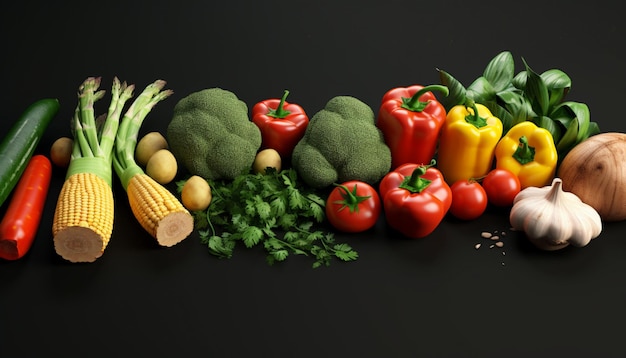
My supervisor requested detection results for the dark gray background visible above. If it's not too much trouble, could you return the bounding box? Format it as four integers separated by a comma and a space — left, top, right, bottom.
1, 1, 625, 357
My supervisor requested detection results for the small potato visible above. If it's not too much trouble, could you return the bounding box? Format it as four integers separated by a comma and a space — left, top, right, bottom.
136, 131, 168, 167
50, 137, 74, 168
253, 148, 282, 174
181, 175, 212, 212
146, 149, 178, 185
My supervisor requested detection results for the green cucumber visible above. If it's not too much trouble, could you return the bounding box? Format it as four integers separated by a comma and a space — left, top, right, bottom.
0, 98, 60, 208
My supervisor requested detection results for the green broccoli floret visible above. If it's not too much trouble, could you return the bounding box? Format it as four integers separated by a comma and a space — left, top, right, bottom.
167, 88, 261, 181
291, 96, 392, 189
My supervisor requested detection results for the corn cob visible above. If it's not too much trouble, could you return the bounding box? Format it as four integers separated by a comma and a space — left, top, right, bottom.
126, 173, 193, 247
53, 77, 133, 263
113, 80, 193, 246
52, 169, 114, 262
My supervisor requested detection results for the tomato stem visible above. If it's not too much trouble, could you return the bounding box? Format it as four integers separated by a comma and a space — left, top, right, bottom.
333, 183, 371, 213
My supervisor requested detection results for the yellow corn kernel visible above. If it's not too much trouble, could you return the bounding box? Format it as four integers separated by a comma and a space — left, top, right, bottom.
127, 173, 193, 247
52, 172, 114, 263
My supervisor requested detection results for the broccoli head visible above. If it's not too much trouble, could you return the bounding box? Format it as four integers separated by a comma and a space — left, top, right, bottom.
291, 95, 392, 189
167, 88, 262, 181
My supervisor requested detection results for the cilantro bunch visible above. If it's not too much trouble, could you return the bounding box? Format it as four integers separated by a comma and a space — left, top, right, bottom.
183, 168, 358, 268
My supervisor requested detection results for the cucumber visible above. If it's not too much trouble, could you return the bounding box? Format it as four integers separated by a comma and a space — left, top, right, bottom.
0, 98, 60, 207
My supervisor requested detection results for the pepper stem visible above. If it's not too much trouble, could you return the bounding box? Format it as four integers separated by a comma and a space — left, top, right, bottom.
513, 136, 535, 165
267, 89, 292, 119
332, 183, 372, 213
464, 100, 488, 128
398, 159, 436, 193
401, 85, 449, 112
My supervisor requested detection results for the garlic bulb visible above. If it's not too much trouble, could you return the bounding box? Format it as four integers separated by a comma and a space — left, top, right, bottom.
509, 177, 602, 251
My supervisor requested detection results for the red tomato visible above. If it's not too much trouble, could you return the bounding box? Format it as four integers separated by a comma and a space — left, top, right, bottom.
449, 179, 488, 220
481, 169, 521, 207
325, 181, 381, 233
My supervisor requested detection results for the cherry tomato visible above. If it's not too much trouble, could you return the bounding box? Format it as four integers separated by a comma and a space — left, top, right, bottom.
449, 179, 488, 220
325, 181, 381, 233
481, 168, 521, 207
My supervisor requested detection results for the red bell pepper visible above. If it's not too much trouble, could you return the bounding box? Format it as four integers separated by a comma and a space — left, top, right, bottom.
251, 89, 309, 159
376, 84, 449, 169
378, 160, 451, 239
0, 154, 52, 260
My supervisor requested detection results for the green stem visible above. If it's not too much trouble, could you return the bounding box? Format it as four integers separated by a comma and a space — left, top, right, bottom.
206, 215, 217, 239
70, 105, 83, 159
513, 136, 535, 164
398, 159, 436, 193
274, 233, 311, 256
464, 100, 488, 128
116, 80, 166, 144
79, 77, 105, 157
401, 85, 449, 112
267, 90, 292, 119
122, 88, 173, 166
99, 78, 135, 157
74, 114, 93, 158
332, 183, 371, 213
113, 80, 173, 190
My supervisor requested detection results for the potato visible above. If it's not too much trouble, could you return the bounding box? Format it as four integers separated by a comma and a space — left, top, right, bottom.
50, 136, 74, 168
136, 131, 168, 167
181, 175, 212, 212
146, 149, 178, 185
253, 148, 282, 174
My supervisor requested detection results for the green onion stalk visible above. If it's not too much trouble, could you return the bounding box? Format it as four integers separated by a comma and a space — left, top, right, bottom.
68, 77, 134, 186
112, 79, 173, 190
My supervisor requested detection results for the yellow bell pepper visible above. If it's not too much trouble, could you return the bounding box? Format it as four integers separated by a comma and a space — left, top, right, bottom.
494, 121, 557, 189
437, 101, 503, 185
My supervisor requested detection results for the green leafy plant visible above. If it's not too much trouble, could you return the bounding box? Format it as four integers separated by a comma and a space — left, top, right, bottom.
437, 51, 600, 162
178, 168, 358, 268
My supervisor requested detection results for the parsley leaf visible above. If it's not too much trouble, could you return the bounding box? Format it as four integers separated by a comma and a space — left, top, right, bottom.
185, 168, 358, 268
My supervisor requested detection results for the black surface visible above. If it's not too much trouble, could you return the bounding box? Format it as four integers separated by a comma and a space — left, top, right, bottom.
2, 1, 625, 357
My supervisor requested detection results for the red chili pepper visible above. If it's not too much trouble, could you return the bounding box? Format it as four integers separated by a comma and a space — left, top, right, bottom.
378, 160, 452, 239
251, 89, 309, 160
0, 154, 52, 260
376, 84, 449, 169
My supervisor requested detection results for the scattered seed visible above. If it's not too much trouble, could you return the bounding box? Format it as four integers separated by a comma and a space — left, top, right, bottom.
490, 235, 500, 241
475, 243, 481, 249
489, 244, 495, 249
495, 241, 504, 248
502, 251, 506, 256
481, 232, 492, 239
